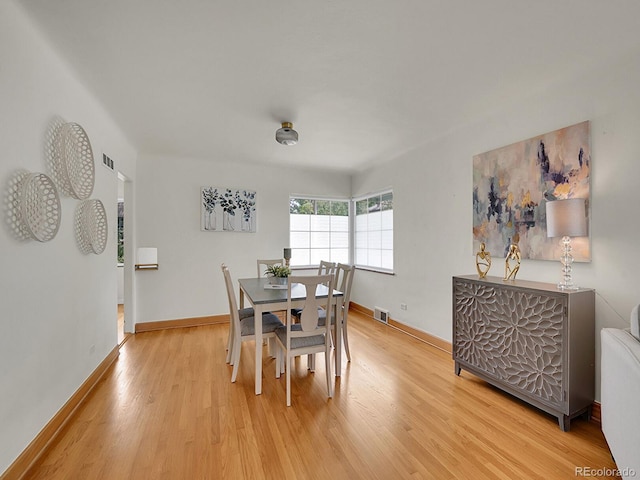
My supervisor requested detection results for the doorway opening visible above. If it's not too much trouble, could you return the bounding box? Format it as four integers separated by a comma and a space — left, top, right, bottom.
117, 176, 125, 344
117, 171, 135, 343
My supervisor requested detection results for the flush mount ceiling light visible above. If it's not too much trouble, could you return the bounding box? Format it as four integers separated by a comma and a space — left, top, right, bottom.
275, 122, 298, 146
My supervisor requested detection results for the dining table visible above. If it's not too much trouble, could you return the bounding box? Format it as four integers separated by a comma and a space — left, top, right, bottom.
238, 277, 344, 395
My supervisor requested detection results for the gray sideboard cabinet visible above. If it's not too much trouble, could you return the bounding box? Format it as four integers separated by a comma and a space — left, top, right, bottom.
452, 275, 595, 431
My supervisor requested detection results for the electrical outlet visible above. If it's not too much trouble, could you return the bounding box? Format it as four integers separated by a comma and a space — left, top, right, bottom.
400, 303, 407, 311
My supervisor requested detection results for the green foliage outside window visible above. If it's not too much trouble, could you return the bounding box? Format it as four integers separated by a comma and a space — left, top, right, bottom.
290, 198, 348, 216
356, 199, 367, 215
356, 192, 393, 215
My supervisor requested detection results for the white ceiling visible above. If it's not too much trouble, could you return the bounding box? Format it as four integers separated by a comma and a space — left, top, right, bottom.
16, 0, 640, 173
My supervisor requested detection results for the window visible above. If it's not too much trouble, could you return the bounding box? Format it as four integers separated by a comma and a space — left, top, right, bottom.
354, 191, 393, 272
289, 198, 349, 267
289, 191, 393, 273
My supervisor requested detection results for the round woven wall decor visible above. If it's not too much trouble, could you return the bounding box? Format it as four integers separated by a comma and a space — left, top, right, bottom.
19, 172, 61, 242
75, 199, 108, 254
53, 122, 95, 199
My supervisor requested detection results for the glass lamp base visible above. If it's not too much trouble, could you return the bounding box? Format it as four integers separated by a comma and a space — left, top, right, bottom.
557, 236, 579, 290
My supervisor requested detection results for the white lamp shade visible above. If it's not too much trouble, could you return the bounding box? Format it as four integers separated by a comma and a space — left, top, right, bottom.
546, 198, 587, 238
137, 247, 158, 265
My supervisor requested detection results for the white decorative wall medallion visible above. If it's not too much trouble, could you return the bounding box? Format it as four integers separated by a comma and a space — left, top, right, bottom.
52, 121, 95, 199
17, 172, 61, 242
75, 199, 108, 254
5, 170, 31, 241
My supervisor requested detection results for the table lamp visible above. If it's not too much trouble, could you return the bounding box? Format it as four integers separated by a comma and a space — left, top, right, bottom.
545, 198, 587, 290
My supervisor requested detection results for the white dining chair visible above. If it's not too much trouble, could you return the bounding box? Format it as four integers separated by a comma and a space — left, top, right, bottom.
222, 264, 284, 382
321, 263, 355, 361
257, 259, 288, 327
318, 260, 336, 276
223, 263, 257, 363
257, 258, 284, 277
274, 274, 334, 406
291, 260, 336, 322
306, 263, 355, 371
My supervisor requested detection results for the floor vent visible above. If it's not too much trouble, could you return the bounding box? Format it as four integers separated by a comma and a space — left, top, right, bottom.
373, 306, 389, 324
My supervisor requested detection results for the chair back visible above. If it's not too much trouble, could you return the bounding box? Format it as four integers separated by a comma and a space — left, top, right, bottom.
287, 274, 333, 335
257, 259, 284, 277
335, 263, 355, 308
221, 264, 241, 330
318, 260, 336, 277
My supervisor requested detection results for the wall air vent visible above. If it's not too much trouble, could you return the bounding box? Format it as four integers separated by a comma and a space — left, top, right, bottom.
373, 306, 389, 324
102, 153, 115, 172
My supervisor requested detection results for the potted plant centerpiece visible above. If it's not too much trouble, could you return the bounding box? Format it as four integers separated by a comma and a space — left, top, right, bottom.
265, 264, 291, 285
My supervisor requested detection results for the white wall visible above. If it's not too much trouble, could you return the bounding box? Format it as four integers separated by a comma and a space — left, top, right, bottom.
3, 3, 636, 472
117, 265, 125, 303
0, 2, 137, 473
135, 155, 350, 323
351, 50, 640, 402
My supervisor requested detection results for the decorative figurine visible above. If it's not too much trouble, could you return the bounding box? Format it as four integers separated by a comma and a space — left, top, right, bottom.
475, 242, 492, 279
504, 244, 521, 281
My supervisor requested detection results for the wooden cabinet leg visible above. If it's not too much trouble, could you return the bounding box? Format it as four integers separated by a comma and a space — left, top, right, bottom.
584, 405, 593, 422
559, 415, 570, 432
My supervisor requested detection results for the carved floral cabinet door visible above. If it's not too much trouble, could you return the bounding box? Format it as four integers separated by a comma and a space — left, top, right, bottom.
452, 275, 595, 431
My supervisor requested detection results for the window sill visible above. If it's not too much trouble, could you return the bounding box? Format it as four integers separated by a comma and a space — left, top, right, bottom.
290, 265, 317, 271
290, 265, 395, 275
354, 266, 395, 275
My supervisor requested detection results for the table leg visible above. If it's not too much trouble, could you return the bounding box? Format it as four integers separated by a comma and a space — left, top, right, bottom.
254, 304, 263, 395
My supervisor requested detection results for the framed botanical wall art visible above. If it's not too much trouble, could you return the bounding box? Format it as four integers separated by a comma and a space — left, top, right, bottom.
201, 187, 256, 232
473, 121, 590, 261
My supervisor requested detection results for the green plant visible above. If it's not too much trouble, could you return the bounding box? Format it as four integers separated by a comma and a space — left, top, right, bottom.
264, 264, 291, 277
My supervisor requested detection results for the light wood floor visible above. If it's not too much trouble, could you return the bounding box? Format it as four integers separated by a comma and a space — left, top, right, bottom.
117, 304, 124, 345
24, 311, 617, 479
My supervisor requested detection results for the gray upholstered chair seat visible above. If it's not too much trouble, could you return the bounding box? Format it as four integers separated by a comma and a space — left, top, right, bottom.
275, 323, 326, 349
240, 312, 284, 336
317, 308, 337, 326
292, 307, 328, 322
239, 307, 255, 319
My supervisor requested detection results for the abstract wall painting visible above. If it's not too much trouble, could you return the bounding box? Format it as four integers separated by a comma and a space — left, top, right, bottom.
473, 121, 590, 262
201, 187, 256, 232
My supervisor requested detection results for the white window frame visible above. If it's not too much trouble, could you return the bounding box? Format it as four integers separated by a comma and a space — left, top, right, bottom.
289, 196, 351, 268
353, 189, 394, 274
